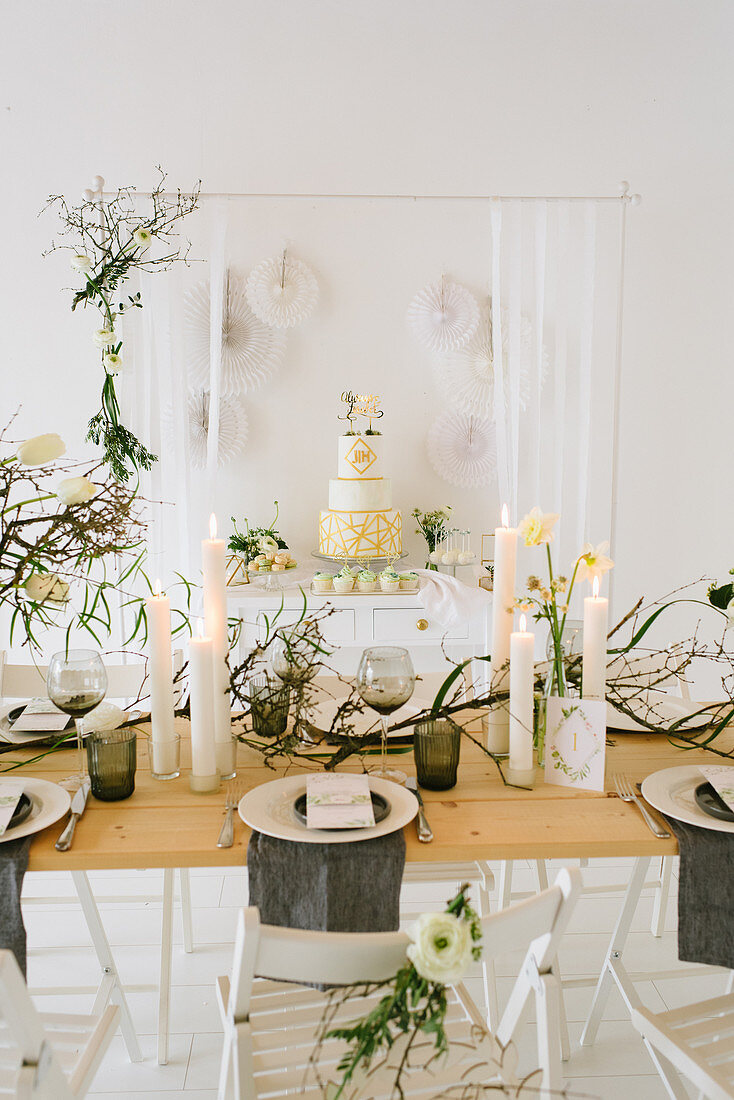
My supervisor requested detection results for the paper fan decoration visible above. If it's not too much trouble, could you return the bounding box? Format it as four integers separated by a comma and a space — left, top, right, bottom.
407, 278, 480, 353
435, 304, 547, 417
165, 390, 249, 469
184, 275, 286, 395
427, 411, 497, 487
246, 252, 319, 328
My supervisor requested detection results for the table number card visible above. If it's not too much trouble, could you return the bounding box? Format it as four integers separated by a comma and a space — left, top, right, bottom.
306, 773, 376, 829
699, 765, 734, 810
544, 699, 606, 792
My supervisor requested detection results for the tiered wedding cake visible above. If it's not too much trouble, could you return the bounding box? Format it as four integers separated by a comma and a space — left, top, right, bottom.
318, 433, 402, 559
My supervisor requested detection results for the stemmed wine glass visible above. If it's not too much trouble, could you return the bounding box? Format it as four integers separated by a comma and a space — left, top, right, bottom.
356, 646, 415, 785
47, 649, 107, 784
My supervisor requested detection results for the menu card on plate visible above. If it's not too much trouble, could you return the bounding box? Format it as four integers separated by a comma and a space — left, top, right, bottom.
306, 773, 376, 829
699, 766, 734, 810
11, 699, 71, 733
0, 780, 25, 837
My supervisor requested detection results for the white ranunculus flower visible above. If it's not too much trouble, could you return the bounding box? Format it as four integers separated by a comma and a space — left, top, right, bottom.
71, 253, 93, 272
406, 911, 473, 984
133, 227, 152, 248
57, 475, 97, 506
78, 703, 126, 735
23, 572, 70, 604
93, 328, 116, 348
17, 433, 66, 465
260, 535, 279, 554
103, 352, 122, 374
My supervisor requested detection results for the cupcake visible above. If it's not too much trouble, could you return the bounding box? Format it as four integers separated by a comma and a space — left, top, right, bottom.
379, 567, 401, 593
312, 571, 334, 593
399, 571, 419, 591
333, 566, 355, 593
357, 568, 377, 592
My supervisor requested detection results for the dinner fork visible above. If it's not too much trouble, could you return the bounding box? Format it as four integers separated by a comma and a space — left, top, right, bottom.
217, 783, 242, 848
613, 774, 670, 839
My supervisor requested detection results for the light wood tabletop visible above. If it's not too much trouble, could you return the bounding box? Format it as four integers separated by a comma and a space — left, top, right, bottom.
7, 717, 731, 872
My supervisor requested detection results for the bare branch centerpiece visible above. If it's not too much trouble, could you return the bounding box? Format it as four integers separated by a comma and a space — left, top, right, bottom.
44, 169, 200, 480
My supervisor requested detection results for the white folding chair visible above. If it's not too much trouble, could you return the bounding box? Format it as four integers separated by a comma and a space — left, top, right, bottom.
216, 867, 581, 1100
632, 992, 734, 1100
0, 949, 118, 1099
0, 652, 192, 1066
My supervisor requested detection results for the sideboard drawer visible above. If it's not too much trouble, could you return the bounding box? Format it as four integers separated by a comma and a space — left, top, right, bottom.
254, 608, 355, 645
372, 608, 469, 642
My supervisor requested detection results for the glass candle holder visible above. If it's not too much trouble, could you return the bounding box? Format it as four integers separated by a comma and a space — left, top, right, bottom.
150, 734, 181, 780
86, 728, 137, 801
414, 718, 461, 790
248, 676, 290, 738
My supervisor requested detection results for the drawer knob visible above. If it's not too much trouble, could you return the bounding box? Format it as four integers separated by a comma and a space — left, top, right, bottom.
416, 618, 429, 632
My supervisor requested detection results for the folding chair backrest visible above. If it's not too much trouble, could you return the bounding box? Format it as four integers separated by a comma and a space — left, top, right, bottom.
0, 950, 73, 1098
0, 650, 183, 705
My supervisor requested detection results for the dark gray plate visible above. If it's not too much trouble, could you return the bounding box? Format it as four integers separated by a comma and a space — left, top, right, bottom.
293, 791, 390, 829
694, 781, 734, 823
9, 793, 33, 829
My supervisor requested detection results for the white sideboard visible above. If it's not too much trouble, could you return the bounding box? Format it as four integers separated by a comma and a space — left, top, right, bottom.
227, 584, 492, 677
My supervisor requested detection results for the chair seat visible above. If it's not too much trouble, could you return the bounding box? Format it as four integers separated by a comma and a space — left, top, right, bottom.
632, 993, 734, 1100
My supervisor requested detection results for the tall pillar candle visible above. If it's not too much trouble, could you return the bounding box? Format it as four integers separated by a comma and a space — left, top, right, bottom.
486, 505, 517, 754
189, 629, 219, 793
507, 614, 536, 787
583, 577, 609, 702
202, 514, 234, 777
146, 583, 178, 776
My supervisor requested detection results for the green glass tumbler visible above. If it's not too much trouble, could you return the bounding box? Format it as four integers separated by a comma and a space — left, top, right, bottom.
248, 677, 290, 738
86, 728, 137, 801
414, 718, 461, 790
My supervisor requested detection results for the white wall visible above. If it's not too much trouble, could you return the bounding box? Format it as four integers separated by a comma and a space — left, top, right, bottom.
1, 0, 732, 639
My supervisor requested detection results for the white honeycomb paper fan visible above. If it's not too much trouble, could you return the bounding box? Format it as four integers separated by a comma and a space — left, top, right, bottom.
434, 304, 547, 417
184, 275, 286, 395
165, 390, 249, 470
407, 278, 479, 353
427, 410, 497, 487
245, 252, 319, 328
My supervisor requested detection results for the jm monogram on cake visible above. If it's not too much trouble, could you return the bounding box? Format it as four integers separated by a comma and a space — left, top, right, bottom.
318, 392, 403, 561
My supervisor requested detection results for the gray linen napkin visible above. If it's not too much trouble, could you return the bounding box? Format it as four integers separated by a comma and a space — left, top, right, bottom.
0, 835, 33, 977
247, 829, 406, 933
664, 815, 734, 969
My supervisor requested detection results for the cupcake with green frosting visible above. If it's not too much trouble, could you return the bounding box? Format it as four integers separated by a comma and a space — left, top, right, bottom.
379, 567, 401, 593
333, 565, 355, 593
399, 571, 419, 591
356, 568, 377, 593
312, 571, 334, 594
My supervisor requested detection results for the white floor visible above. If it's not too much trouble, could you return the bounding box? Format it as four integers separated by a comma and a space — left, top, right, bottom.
22, 856, 726, 1099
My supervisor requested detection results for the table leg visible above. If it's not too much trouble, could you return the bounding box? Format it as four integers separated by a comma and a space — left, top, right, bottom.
158, 868, 174, 1066
71, 870, 142, 1063
179, 868, 194, 954
580, 855, 651, 1047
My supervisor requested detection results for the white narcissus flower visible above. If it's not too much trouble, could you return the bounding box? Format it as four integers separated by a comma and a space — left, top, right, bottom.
71, 254, 93, 272
23, 573, 70, 604
133, 227, 152, 247
57, 475, 97, 506
406, 911, 473, 984
17, 433, 66, 465
518, 506, 560, 547
103, 352, 122, 374
78, 703, 126, 735
576, 541, 615, 584
93, 328, 115, 348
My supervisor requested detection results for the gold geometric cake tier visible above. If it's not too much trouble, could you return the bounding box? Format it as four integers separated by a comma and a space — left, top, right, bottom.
318, 509, 402, 559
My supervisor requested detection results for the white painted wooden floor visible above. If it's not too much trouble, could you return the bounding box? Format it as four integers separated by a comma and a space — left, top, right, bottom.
22, 856, 723, 1098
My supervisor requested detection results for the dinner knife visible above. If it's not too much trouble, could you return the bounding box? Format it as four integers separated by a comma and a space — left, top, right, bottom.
405, 777, 433, 843
55, 778, 91, 852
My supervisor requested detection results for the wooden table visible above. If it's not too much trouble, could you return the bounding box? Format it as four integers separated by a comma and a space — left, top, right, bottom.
13, 718, 732, 871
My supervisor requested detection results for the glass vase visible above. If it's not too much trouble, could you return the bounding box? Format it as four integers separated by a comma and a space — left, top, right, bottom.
534, 621, 582, 766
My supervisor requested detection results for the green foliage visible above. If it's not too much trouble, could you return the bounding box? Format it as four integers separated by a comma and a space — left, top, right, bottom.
708, 572, 734, 611
412, 506, 452, 553
227, 502, 287, 558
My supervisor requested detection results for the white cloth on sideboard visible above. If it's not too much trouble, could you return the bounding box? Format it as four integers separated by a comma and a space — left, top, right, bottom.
416, 569, 492, 631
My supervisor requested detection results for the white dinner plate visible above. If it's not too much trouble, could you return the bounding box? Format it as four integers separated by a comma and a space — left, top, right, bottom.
238, 775, 418, 844
641, 765, 734, 834
0, 703, 142, 746
606, 693, 726, 733
0, 778, 71, 844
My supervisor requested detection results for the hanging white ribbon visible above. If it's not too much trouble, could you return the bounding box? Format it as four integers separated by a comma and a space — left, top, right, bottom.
552, 203, 570, 528
576, 200, 597, 549
206, 202, 228, 500
531, 201, 547, 506
507, 201, 522, 524
490, 200, 510, 515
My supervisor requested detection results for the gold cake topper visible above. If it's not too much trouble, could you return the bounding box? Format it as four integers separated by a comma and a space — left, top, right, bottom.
339, 391, 384, 430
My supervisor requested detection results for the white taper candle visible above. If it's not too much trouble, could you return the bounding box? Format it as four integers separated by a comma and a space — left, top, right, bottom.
146, 582, 176, 746
486, 504, 517, 754
583, 576, 609, 702
202, 514, 233, 775
189, 626, 219, 793
507, 614, 536, 785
